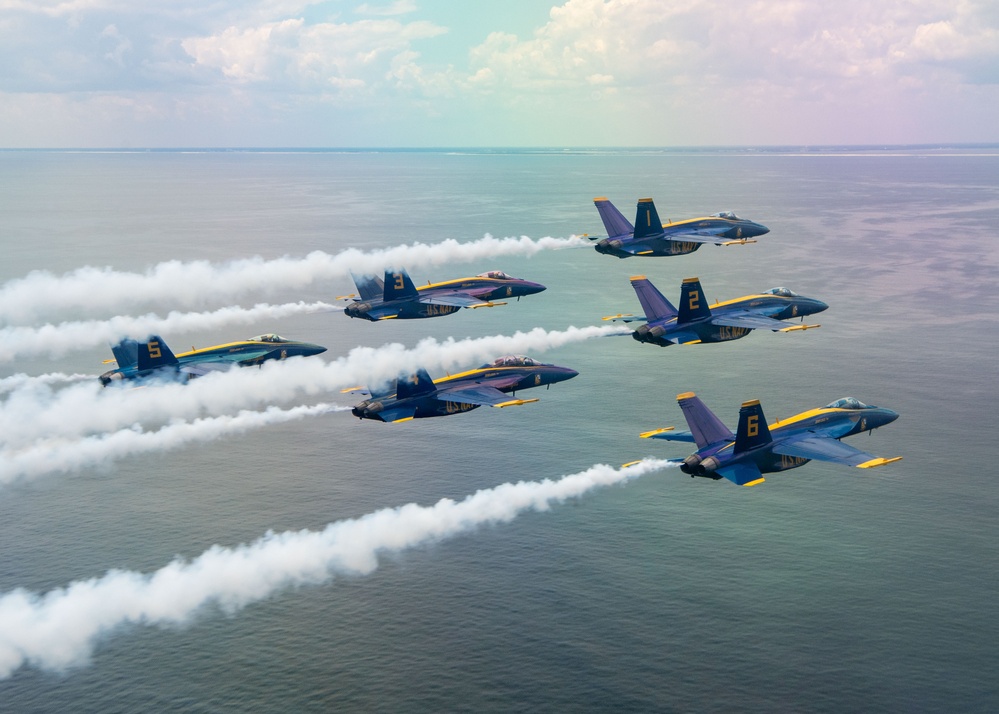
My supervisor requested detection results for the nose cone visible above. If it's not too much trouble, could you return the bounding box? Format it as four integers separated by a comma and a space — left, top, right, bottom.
304, 343, 327, 356
807, 298, 829, 315
750, 222, 770, 236
550, 366, 579, 383
519, 280, 546, 296
881, 408, 900, 425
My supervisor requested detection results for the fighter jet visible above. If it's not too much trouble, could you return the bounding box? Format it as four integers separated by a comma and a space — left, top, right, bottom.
637, 393, 901, 487
99, 333, 327, 386
590, 197, 769, 258
339, 268, 546, 321
603, 276, 826, 346
345, 355, 578, 422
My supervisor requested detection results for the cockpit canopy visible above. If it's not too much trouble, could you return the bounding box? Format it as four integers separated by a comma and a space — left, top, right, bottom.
248, 334, 290, 343
477, 270, 515, 280
711, 211, 740, 220
763, 287, 799, 297
481, 355, 543, 368
825, 397, 872, 410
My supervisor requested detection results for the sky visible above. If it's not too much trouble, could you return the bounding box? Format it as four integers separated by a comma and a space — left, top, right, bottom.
0, 0, 997, 147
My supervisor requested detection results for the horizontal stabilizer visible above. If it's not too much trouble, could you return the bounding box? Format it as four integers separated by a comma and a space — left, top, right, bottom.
641, 428, 696, 443
380, 406, 418, 423
717, 462, 765, 487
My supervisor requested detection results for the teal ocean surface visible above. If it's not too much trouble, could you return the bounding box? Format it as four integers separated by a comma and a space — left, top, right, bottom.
1, 148, 997, 711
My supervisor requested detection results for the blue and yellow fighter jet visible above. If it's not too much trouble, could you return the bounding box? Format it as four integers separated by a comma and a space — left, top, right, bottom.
590, 197, 769, 258
99, 333, 327, 386
637, 393, 901, 486
345, 355, 578, 422
603, 275, 826, 346
339, 268, 546, 321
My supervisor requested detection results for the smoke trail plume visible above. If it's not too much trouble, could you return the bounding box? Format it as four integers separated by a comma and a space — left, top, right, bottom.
0, 301, 338, 363
0, 373, 94, 395
0, 325, 627, 450
0, 235, 586, 325
0, 458, 673, 678
0, 404, 344, 487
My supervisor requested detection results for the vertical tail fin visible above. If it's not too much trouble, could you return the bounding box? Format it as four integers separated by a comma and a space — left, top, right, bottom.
734, 399, 772, 453
396, 368, 436, 399
136, 336, 178, 371
593, 197, 634, 238
676, 392, 735, 449
633, 198, 665, 240
630, 276, 678, 321
351, 272, 385, 301
678, 277, 712, 324
110, 339, 140, 369
383, 269, 419, 302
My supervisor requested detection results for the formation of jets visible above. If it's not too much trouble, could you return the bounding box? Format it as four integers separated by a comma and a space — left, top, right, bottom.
91, 191, 899, 484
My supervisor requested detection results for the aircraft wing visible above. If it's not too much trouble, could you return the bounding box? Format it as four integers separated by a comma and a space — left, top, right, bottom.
419, 292, 495, 308
436, 383, 537, 408
179, 363, 234, 378
773, 436, 902, 469
709, 311, 788, 330
711, 310, 819, 332
716, 462, 766, 487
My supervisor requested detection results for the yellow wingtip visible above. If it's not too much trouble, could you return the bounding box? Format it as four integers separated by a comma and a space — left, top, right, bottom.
621, 460, 644, 468
857, 456, 903, 469
639, 427, 675, 439
494, 398, 540, 408
742, 478, 766, 487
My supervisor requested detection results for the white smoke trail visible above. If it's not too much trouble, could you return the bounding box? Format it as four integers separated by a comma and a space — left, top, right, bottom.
0, 372, 94, 395
0, 301, 338, 363
0, 403, 345, 487
0, 458, 674, 678
0, 235, 586, 325
0, 325, 627, 450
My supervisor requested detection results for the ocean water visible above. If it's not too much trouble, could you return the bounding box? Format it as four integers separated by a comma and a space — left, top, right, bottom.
0, 147, 997, 712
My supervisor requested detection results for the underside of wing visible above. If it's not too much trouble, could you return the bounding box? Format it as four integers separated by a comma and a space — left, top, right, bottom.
436, 383, 536, 408
710, 311, 789, 331
773, 436, 899, 468
419, 292, 490, 308
716, 462, 766, 487
179, 363, 233, 378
